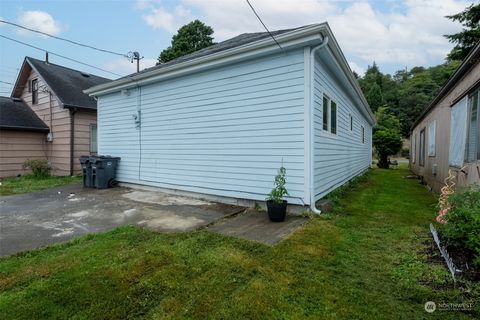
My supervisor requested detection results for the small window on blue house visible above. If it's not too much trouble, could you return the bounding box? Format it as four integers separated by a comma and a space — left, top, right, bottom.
349, 114, 353, 131
322, 96, 329, 131
322, 94, 337, 134
361, 125, 365, 144
331, 101, 337, 134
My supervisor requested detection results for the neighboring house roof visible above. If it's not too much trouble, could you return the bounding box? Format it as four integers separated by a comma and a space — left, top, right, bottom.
0, 96, 49, 132
411, 42, 480, 131
12, 57, 111, 110
86, 23, 375, 124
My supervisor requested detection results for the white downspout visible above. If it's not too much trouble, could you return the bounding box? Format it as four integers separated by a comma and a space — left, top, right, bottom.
309, 35, 329, 215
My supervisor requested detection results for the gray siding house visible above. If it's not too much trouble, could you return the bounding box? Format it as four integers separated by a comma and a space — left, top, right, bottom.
86, 23, 374, 211
410, 43, 480, 192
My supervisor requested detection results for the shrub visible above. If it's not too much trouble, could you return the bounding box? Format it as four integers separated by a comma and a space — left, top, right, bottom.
267, 165, 289, 204
23, 159, 51, 178
440, 185, 480, 267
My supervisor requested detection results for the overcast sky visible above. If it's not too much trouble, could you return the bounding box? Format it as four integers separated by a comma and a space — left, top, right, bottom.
0, 0, 473, 96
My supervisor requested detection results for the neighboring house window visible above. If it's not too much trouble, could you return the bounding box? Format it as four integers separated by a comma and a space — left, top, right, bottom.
412, 134, 416, 164
419, 128, 426, 166
349, 114, 353, 131
32, 79, 38, 105
361, 125, 365, 144
90, 124, 97, 154
466, 88, 479, 162
322, 94, 337, 134
449, 96, 469, 167
428, 120, 436, 157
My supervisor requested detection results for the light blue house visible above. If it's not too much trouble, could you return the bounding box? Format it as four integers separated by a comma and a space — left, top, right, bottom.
86, 23, 374, 212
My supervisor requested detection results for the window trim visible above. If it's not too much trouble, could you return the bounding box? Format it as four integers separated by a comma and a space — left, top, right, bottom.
419, 128, 426, 167
427, 120, 436, 157
31, 78, 38, 105
466, 89, 480, 162
411, 134, 416, 164
89, 124, 98, 154
322, 94, 337, 135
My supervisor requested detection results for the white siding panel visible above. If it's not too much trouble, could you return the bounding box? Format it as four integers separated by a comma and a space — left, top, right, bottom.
97, 90, 141, 183
98, 50, 306, 204
313, 54, 372, 199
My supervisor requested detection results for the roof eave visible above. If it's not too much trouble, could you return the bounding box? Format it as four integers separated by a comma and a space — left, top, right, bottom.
0, 125, 49, 132
85, 24, 329, 96
321, 24, 375, 124
410, 42, 480, 133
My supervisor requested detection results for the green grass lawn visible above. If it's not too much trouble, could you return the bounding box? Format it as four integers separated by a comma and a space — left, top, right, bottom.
0, 167, 478, 319
0, 175, 81, 196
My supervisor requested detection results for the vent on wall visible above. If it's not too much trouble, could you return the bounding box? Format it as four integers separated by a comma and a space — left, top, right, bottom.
432, 164, 438, 176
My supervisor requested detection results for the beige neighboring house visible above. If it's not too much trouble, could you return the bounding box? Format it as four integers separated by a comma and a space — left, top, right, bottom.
410, 43, 480, 192
0, 56, 111, 177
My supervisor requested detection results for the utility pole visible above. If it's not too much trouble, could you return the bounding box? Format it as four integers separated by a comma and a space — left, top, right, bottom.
128, 51, 144, 73
132, 52, 143, 73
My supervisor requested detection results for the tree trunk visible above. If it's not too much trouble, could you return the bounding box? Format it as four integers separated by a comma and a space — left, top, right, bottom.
377, 154, 389, 169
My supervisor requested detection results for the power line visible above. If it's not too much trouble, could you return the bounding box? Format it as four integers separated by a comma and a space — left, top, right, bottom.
0, 34, 123, 77
245, 0, 285, 53
0, 19, 128, 58
0, 80, 14, 85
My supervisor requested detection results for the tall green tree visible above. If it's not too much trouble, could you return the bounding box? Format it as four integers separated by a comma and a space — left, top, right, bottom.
365, 83, 383, 112
374, 107, 401, 133
373, 129, 403, 169
158, 20, 214, 63
445, 3, 480, 61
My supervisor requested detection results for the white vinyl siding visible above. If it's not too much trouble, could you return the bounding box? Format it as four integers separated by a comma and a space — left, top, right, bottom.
98, 49, 306, 204
312, 52, 372, 200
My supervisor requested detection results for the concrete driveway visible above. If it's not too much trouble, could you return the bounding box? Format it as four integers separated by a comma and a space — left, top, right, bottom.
0, 183, 243, 256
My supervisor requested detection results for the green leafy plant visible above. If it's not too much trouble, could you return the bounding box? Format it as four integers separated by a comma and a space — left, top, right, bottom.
267, 165, 289, 204
440, 185, 480, 267
22, 159, 51, 179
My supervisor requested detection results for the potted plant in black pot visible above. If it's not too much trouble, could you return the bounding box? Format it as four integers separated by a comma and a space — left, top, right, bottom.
266, 164, 289, 222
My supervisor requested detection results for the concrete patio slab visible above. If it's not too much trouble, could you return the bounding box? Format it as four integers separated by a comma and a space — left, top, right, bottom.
0, 183, 243, 256
208, 209, 308, 245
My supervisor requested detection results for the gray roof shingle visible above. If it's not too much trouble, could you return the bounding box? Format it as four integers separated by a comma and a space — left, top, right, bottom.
0, 96, 49, 131
27, 57, 111, 110
130, 26, 311, 78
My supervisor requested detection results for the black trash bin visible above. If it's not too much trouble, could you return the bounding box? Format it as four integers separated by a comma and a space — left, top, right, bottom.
91, 156, 120, 189
79, 155, 93, 188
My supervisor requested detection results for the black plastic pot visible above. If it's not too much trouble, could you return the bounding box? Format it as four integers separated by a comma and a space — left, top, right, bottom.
266, 200, 287, 222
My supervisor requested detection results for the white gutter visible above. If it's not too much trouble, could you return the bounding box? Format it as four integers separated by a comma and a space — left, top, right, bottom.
308, 36, 329, 215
